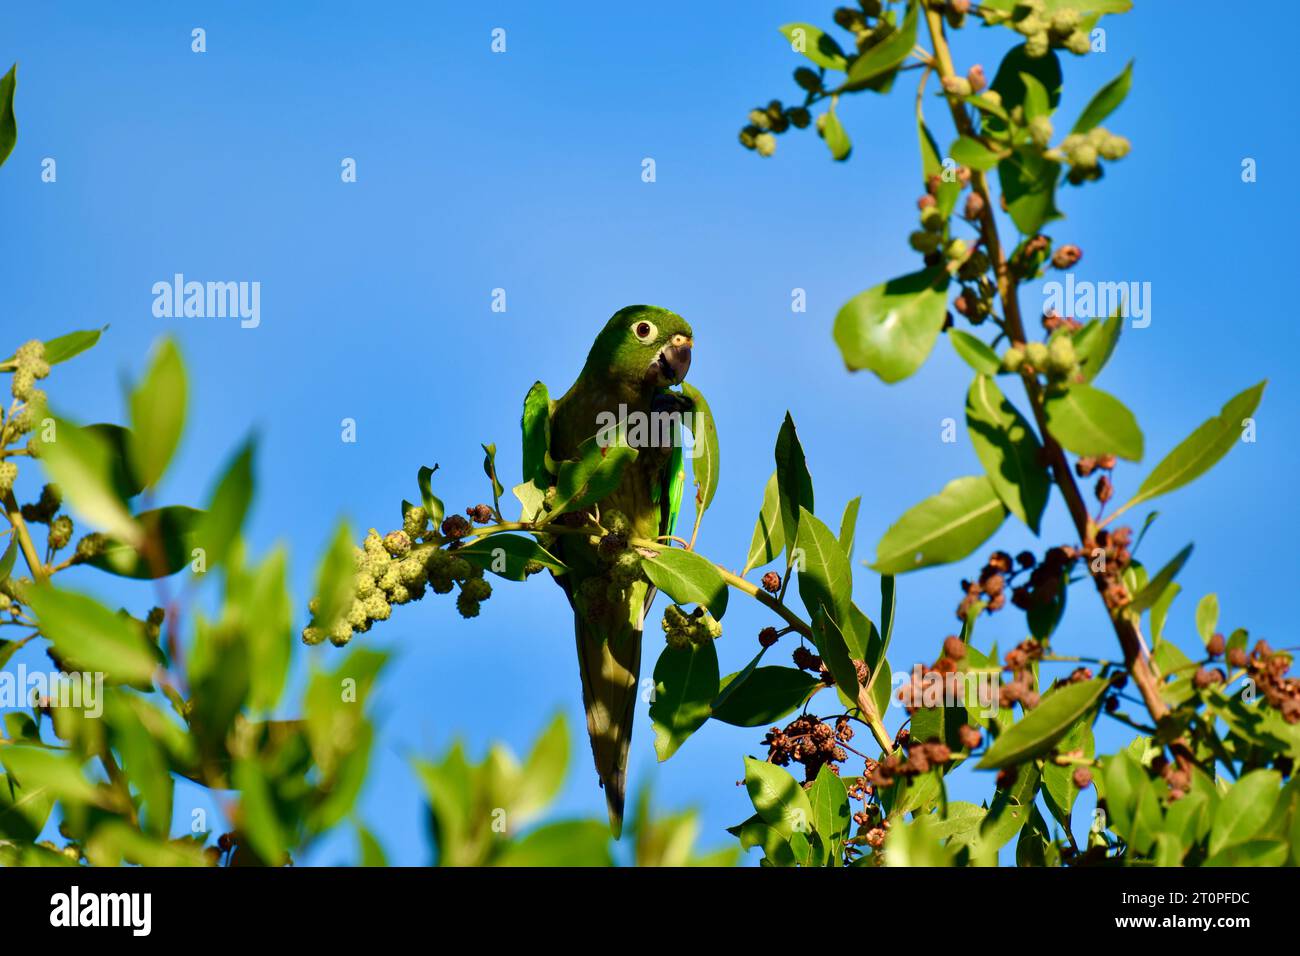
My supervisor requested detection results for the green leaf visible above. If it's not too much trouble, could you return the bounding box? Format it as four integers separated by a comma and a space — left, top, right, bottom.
456, 533, 565, 581
1129, 544, 1193, 615
0, 773, 55, 842
1196, 593, 1219, 646
872, 475, 1007, 575
1149, 581, 1180, 644
42, 327, 106, 366
642, 547, 728, 620
28, 584, 160, 685
838, 496, 861, 561
516, 713, 568, 819
949, 135, 1004, 171
1019, 72, 1051, 121
997, 147, 1062, 235
0, 537, 16, 585
976, 760, 1042, 853
978, 678, 1109, 769
1072, 311, 1122, 383
1101, 751, 1162, 854
355, 822, 388, 867
1210, 770, 1282, 857
127, 337, 188, 490
918, 117, 943, 183
744, 470, 785, 573
711, 666, 820, 727
194, 437, 255, 570
105, 695, 172, 837
496, 820, 612, 867
36, 416, 140, 546
520, 381, 551, 486
833, 267, 950, 384
795, 507, 852, 628
1072, 60, 1133, 133
1122, 382, 1265, 512
481, 442, 505, 504
312, 520, 356, 634
966, 375, 1048, 532
1042, 717, 1094, 827
809, 763, 851, 851
417, 464, 445, 528
778, 23, 847, 71
1044, 384, 1143, 461
650, 641, 719, 761
774, 413, 814, 563
551, 436, 637, 518
813, 610, 863, 704
990, 44, 1062, 116
0, 746, 102, 808
681, 382, 720, 516
0, 64, 14, 168
744, 757, 814, 841
949, 330, 1001, 376
821, 107, 851, 161
84, 505, 204, 579
844, 0, 918, 88
232, 757, 287, 865
241, 547, 292, 712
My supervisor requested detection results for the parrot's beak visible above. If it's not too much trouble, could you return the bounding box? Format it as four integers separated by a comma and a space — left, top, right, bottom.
651, 334, 692, 385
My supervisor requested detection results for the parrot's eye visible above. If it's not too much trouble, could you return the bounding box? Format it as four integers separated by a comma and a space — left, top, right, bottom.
632, 320, 657, 342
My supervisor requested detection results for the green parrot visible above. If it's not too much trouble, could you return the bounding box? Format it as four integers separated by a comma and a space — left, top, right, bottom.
546, 304, 694, 836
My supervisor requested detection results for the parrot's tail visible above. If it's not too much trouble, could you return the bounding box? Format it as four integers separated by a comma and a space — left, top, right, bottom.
572, 585, 649, 838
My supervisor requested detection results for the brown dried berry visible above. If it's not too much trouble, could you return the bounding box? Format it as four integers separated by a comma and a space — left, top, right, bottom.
758, 626, 779, 648
466, 504, 494, 524
1051, 244, 1082, 269
1072, 766, 1093, 789
1206, 633, 1226, 657
943, 635, 966, 660
441, 515, 471, 540
761, 571, 781, 593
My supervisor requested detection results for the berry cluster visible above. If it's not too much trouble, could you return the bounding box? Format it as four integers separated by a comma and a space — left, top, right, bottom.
1059, 126, 1131, 184
577, 509, 652, 618
1083, 524, 1135, 610
1000, 637, 1045, 709
738, 99, 811, 157
1000, 332, 1082, 384
897, 635, 968, 713
761, 713, 850, 782
1217, 638, 1300, 724
984, 0, 1093, 58
301, 505, 513, 647
1, 339, 50, 456
661, 604, 723, 649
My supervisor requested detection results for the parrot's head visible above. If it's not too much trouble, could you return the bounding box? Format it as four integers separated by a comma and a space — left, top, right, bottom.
587, 305, 693, 391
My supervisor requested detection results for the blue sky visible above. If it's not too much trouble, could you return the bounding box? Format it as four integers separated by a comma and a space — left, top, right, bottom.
1, 1, 1294, 865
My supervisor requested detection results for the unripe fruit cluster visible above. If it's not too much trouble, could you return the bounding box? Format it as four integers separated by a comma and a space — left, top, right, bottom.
1000, 332, 1080, 384
302, 510, 496, 647
662, 603, 723, 649
986, 1, 1091, 58
1060, 126, 1130, 184
739, 99, 812, 158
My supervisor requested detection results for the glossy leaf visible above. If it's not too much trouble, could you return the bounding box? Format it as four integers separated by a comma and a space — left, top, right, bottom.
838, 496, 861, 561
127, 338, 187, 489
650, 641, 719, 761
997, 147, 1062, 235
417, 464, 445, 528
681, 382, 720, 516
312, 521, 356, 634
744, 470, 785, 573
872, 475, 1007, 575
1044, 384, 1143, 461
744, 757, 814, 841
711, 667, 820, 727
1128, 544, 1193, 615
844, 0, 917, 88
86, 505, 204, 579
966, 375, 1048, 532
37, 417, 140, 546
194, 437, 255, 570
1209, 770, 1282, 857
821, 108, 851, 161
28, 585, 160, 685
834, 267, 950, 384
456, 533, 565, 581
1072, 60, 1133, 133
978, 678, 1109, 769
642, 547, 728, 620
551, 436, 637, 518
0, 64, 13, 168
778, 23, 847, 71
774, 413, 814, 562
1122, 381, 1265, 512
949, 330, 1001, 376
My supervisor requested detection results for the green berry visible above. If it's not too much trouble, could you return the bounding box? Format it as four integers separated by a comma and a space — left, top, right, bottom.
383, 530, 411, 558
1029, 115, 1053, 149
1064, 30, 1090, 55
399, 556, 425, 586
754, 133, 776, 158
377, 565, 400, 592
329, 619, 353, 646
1072, 143, 1098, 168
0, 461, 16, 494
921, 206, 946, 233
1099, 134, 1130, 161
461, 576, 492, 602
48, 515, 73, 551
1001, 346, 1025, 373
403, 506, 429, 539
301, 625, 326, 646
1046, 335, 1077, 377
75, 533, 107, 560
456, 592, 481, 618
945, 238, 969, 262
794, 67, 821, 92
1050, 8, 1080, 33
748, 109, 771, 130
364, 593, 391, 621
1024, 341, 1050, 369
390, 584, 411, 605
347, 600, 368, 629
909, 231, 941, 254
448, 557, 471, 581
1024, 31, 1049, 58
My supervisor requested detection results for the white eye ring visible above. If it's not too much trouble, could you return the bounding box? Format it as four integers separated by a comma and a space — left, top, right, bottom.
631, 320, 658, 343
